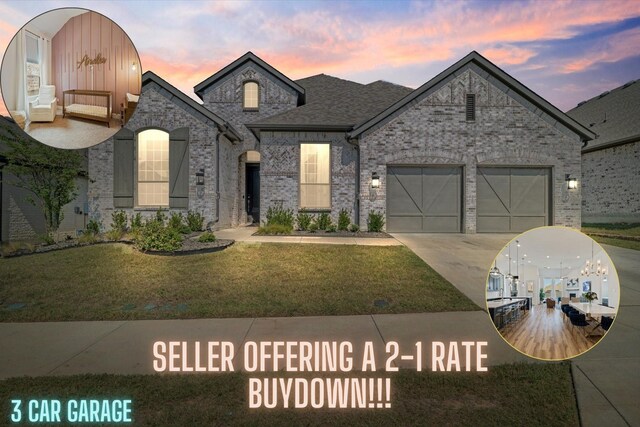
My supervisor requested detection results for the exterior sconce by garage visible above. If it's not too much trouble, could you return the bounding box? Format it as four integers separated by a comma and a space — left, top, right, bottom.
565, 174, 578, 190
371, 172, 380, 189
196, 169, 205, 186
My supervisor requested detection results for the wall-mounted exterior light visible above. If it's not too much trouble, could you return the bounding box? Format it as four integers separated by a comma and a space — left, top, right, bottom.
566, 174, 578, 190
371, 172, 380, 188
196, 169, 205, 186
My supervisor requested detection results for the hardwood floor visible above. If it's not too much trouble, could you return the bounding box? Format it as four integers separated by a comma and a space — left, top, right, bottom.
500, 304, 602, 360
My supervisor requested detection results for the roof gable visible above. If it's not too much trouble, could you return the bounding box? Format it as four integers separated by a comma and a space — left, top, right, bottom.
142, 71, 242, 141
194, 52, 305, 102
567, 79, 640, 152
349, 51, 596, 141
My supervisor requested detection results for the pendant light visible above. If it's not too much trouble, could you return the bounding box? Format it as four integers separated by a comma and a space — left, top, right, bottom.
489, 260, 501, 277
505, 242, 513, 281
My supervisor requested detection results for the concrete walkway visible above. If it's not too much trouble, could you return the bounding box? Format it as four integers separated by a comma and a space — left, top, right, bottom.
393, 233, 640, 427
0, 312, 528, 379
215, 226, 402, 246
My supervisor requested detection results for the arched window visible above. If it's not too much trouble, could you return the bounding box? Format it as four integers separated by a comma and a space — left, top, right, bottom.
137, 129, 169, 206
243, 81, 259, 110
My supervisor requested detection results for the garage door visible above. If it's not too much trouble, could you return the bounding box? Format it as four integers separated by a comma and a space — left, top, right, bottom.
476, 167, 550, 232
387, 166, 462, 232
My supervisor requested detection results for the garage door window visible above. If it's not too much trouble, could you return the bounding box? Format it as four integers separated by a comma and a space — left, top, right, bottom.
300, 143, 330, 209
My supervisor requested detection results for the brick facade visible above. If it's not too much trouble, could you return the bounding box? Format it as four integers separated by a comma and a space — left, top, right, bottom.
86, 58, 585, 234
260, 131, 358, 224
358, 68, 582, 232
581, 141, 640, 223
88, 85, 226, 229
200, 64, 300, 226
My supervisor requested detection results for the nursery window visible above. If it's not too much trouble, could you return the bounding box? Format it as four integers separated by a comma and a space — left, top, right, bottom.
243, 81, 259, 109
300, 143, 330, 209
138, 129, 169, 206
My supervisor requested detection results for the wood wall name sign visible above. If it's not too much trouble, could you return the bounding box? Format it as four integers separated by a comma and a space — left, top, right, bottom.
77, 53, 107, 69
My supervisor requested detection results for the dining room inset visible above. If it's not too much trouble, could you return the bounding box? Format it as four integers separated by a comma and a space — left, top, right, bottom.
486, 226, 620, 360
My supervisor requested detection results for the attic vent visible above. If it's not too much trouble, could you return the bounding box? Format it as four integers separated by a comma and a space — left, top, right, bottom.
466, 94, 476, 121
577, 101, 587, 107
623, 80, 636, 88
598, 91, 609, 99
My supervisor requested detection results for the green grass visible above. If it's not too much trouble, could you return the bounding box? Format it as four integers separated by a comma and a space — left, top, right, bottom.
0, 243, 478, 322
582, 223, 640, 251
0, 364, 578, 426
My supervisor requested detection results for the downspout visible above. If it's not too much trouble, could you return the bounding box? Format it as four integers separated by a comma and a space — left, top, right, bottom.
348, 137, 360, 226
215, 129, 222, 224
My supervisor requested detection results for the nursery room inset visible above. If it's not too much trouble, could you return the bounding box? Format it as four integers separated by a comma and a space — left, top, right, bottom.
1, 8, 142, 149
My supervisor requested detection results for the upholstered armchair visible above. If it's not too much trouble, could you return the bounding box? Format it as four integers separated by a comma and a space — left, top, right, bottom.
29, 85, 57, 122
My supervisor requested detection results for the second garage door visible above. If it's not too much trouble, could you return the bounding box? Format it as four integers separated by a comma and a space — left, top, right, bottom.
387, 166, 462, 232
476, 167, 550, 232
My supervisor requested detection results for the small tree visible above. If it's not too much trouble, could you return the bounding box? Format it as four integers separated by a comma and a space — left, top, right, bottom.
1, 120, 85, 238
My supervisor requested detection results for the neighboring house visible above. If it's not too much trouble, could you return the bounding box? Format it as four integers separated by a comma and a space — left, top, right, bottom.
0, 116, 88, 242
567, 80, 640, 224
89, 51, 595, 233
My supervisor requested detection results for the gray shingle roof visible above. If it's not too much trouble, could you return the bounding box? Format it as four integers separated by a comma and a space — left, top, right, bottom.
566, 79, 640, 152
247, 74, 413, 130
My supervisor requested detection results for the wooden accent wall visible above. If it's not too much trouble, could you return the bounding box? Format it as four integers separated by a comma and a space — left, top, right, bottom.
51, 11, 140, 116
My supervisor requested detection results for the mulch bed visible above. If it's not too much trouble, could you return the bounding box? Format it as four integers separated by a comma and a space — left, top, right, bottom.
253, 230, 392, 238
585, 232, 640, 241
1, 234, 234, 258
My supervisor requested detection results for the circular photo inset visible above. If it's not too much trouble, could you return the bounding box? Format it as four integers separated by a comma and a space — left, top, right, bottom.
486, 226, 620, 360
1, 7, 142, 149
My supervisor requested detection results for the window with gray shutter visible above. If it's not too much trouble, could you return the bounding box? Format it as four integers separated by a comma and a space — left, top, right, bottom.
113, 128, 135, 208
169, 128, 189, 208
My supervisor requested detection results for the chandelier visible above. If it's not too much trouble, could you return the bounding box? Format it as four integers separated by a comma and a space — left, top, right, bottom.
580, 241, 607, 276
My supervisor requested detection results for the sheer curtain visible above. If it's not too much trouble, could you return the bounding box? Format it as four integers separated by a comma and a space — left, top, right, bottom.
0, 29, 28, 119
38, 36, 51, 86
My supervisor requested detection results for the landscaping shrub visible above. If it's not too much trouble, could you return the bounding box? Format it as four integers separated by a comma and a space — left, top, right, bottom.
197, 231, 217, 242
296, 210, 313, 231
327, 224, 337, 232
198, 231, 217, 242
308, 222, 319, 233
154, 209, 167, 225
367, 210, 385, 232
111, 210, 128, 232
317, 212, 332, 230
130, 213, 143, 230
349, 223, 360, 232
78, 233, 99, 244
105, 229, 124, 241
257, 224, 292, 235
40, 233, 55, 246
186, 211, 205, 232
86, 219, 101, 235
169, 212, 192, 234
338, 209, 350, 231
135, 220, 182, 252
296, 211, 313, 231
265, 204, 294, 228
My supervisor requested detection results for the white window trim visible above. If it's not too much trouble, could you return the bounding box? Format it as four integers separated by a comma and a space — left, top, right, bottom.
243, 80, 259, 110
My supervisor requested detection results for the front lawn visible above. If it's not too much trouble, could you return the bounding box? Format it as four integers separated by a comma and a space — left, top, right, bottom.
0, 243, 478, 322
582, 223, 640, 251
0, 364, 578, 426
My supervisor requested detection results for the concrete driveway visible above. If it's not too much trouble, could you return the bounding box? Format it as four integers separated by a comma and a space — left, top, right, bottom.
393, 233, 640, 427
391, 233, 515, 308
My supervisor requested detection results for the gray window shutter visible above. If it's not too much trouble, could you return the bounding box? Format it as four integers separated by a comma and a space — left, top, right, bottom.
169, 127, 189, 209
113, 128, 134, 208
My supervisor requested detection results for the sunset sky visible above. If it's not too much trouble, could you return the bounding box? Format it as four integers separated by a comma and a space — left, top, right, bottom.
1, 0, 639, 115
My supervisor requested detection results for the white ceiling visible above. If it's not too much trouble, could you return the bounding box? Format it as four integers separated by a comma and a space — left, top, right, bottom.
494, 227, 612, 274
25, 8, 87, 39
